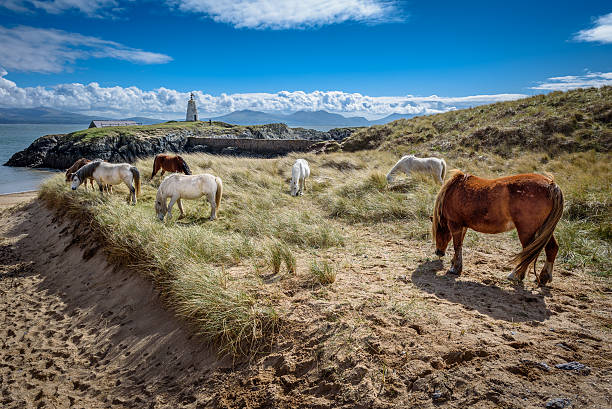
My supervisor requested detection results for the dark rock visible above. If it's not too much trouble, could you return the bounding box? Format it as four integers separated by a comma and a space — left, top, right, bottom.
545, 398, 571, 408
5, 124, 358, 169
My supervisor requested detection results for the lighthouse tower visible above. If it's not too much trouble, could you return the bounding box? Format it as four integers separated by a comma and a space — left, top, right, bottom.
186, 93, 198, 121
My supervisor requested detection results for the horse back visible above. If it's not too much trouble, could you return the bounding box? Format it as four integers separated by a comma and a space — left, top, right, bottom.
443, 173, 554, 233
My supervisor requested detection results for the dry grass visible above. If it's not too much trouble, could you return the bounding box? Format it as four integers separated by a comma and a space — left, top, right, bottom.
38, 146, 611, 354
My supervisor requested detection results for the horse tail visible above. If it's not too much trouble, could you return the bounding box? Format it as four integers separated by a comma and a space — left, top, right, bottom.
440, 159, 447, 183
151, 155, 160, 178
179, 156, 192, 175
511, 181, 564, 273
130, 166, 141, 196
215, 176, 223, 211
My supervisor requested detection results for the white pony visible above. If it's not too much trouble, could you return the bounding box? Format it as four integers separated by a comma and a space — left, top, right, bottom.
290, 159, 310, 196
155, 173, 223, 221
71, 161, 141, 204
386, 155, 447, 184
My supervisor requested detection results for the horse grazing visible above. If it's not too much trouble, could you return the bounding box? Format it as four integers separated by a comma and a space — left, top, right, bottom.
431, 171, 563, 285
151, 154, 192, 179
290, 159, 310, 196
155, 173, 222, 221
65, 158, 95, 190
387, 155, 447, 184
71, 161, 141, 205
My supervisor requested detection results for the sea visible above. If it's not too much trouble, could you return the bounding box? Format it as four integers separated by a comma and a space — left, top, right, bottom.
0, 123, 343, 195
0, 124, 89, 194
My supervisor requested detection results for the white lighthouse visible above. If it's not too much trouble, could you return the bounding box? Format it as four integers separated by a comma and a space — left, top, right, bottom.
186, 92, 199, 122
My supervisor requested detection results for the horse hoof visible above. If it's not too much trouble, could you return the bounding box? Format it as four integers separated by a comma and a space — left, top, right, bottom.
447, 268, 461, 275
507, 271, 519, 281
178, 215, 185, 220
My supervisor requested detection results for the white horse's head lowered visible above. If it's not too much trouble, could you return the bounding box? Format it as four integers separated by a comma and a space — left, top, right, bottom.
71, 174, 82, 190
155, 190, 167, 221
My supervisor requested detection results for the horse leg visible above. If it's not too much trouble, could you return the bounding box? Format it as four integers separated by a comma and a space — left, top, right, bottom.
177, 199, 185, 220
97, 182, 104, 196
508, 224, 538, 282
167, 195, 179, 219
539, 235, 558, 285
208, 193, 216, 220
448, 223, 466, 275
302, 176, 306, 194
160, 169, 166, 178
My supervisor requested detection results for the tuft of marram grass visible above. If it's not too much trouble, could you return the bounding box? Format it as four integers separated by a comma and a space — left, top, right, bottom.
311, 260, 336, 284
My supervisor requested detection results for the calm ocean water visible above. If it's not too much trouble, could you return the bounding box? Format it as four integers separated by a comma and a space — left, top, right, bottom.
0, 124, 88, 194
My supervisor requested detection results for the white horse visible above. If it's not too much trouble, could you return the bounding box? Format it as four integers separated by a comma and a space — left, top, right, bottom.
71, 161, 141, 204
290, 159, 310, 196
386, 155, 447, 184
155, 173, 223, 221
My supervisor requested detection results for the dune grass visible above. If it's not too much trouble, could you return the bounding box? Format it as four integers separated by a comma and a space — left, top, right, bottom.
38, 147, 611, 354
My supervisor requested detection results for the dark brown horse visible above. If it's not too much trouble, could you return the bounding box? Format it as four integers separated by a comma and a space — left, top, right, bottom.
431, 170, 563, 285
65, 158, 95, 189
151, 154, 192, 179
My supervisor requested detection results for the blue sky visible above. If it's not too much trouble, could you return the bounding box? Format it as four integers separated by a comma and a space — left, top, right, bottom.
0, 1, 611, 119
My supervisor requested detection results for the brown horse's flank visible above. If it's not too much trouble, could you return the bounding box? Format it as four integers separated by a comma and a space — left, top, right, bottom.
151, 154, 192, 178
432, 170, 563, 285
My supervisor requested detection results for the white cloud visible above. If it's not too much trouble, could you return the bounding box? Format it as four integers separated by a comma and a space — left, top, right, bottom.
0, 25, 172, 73
574, 12, 612, 44
530, 71, 612, 91
0, 70, 526, 119
3, 0, 402, 28
171, 0, 401, 29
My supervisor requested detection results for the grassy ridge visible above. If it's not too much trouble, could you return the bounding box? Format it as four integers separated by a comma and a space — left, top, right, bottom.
39, 146, 611, 354
341, 87, 612, 156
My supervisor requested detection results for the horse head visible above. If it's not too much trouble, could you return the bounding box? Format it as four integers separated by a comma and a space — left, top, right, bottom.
71, 174, 81, 190
181, 158, 192, 175
155, 192, 167, 221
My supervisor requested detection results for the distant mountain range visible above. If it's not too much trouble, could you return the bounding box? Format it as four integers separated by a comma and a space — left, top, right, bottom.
210, 109, 417, 127
0, 106, 418, 127
0, 107, 166, 125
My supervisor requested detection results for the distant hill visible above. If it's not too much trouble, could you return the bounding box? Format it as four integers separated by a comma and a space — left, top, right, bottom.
338, 87, 612, 155
368, 113, 419, 125
0, 107, 167, 125
212, 109, 391, 127
0, 107, 101, 124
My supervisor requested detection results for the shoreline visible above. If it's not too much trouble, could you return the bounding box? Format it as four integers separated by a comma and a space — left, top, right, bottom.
0, 190, 38, 208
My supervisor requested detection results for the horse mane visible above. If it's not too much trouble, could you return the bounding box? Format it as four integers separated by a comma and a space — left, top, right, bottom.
177, 155, 191, 175
431, 169, 465, 244
75, 160, 102, 181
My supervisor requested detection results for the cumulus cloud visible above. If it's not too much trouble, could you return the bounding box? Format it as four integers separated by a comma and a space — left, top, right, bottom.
0, 25, 172, 73
530, 72, 612, 91
574, 12, 612, 44
171, 0, 401, 29
0, 71, 526, 119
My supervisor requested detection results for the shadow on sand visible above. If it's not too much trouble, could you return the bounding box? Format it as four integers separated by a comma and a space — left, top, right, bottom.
411, 259, 552, 322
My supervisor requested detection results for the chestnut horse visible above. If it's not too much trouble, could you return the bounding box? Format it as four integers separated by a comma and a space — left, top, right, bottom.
151, 154, 191, 179
431, 171, 563, 285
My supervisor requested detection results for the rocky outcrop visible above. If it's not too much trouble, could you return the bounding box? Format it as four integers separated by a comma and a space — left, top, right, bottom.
5, 122, 358, 169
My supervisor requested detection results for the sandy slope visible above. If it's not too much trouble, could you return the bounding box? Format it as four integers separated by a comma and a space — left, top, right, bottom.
1, 195, 611, 408
0, 198, 228, 408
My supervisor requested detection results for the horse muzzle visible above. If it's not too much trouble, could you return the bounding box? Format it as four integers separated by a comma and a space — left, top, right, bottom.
435, 249, 445, 257
71, 186, 77, 190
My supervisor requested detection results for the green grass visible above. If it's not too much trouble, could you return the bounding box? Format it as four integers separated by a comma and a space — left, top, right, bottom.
38, 129, 611, 355
340, 86, 612, 156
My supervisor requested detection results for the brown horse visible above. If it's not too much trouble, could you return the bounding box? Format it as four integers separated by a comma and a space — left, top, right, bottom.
151, 154, 192, 179
65, 158, 95, 189
431, 170, 563, 285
